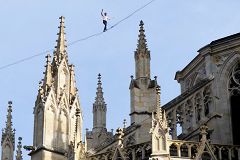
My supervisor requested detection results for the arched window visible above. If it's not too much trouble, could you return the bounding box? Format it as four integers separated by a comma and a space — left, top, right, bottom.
228, 63, 240, 145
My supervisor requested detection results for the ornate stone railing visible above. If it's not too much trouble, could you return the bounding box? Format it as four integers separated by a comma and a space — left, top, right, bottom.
168, 139, 240, 160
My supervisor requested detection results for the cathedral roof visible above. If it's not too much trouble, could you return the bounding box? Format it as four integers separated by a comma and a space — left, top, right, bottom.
175, 32, 240, 81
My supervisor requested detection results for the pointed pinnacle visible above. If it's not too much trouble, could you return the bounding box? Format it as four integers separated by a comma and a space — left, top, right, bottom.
156, 85, 162, 120
16, 137, 23, 160
136, 20, 148, 52
56, 16, 67, 55
139, 20, 144, 31
6, 101, 13, 134
98, 73, 102, 84
95, 73, 105, 105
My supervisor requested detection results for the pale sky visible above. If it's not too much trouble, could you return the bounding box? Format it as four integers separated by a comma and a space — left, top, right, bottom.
1, 0, 240, 159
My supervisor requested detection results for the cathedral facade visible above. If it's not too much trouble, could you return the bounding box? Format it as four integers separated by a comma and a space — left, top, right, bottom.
1, 17, 240, 160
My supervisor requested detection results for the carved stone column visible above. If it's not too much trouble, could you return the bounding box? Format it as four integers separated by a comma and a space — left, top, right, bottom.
190, 98, 197, 129
218, 147, 222, 160
187, 144, 192, 158
172, 109, 177, 139
228, 148, 232, 160
177, 144, 181, 157
200, 90, 205, 117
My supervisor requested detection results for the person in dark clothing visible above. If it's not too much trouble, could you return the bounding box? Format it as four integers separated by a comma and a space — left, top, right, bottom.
101, 9, 114, 32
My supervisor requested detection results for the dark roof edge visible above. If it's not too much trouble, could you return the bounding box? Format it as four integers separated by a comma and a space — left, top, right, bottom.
163, 77, 214, 111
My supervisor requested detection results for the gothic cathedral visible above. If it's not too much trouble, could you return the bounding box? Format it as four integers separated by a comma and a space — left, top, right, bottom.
1, 16, 240, 160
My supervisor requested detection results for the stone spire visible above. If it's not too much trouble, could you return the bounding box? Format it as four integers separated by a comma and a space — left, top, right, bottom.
16, 137, 23, 160
134, 20, 151, 80
54, 16, 67, 62
1, 101, 15, 160
6, 101, 13, 133
136, 20, 148, 53
94, 73, 106, 105
2, 101, 15, 142
93, 73, 107, 131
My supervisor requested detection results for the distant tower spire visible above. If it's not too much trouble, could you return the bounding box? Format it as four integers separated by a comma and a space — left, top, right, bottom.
135, 20, 151, 81
1, 101, 15, 160
93, 73, 107, 131
55, 16, 67, 61
16, 137, 23, 160
95, 74, 105, 105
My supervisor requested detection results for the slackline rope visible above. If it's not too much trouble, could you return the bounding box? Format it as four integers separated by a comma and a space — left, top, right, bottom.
0, 0, 157, 70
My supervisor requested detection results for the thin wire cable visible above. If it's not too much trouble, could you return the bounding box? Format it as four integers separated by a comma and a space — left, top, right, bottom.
0, 0, 157, 70
0, 49, 54, 70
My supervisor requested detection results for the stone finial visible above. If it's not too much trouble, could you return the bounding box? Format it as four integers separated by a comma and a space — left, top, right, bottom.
16, 137, 23, 160
43, 54, 52, 88
115, 128, 124, 146
123, 119, 127, 129
200, 124, 208, 142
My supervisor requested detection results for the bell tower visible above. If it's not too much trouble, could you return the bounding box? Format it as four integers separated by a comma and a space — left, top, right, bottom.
129, 20, 158, 125
29, 16, 83, 160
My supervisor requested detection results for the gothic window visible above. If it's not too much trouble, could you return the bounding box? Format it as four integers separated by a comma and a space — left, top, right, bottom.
180, 144, 188, 157
229, 63, 240, 95
170, 144, 178, 156
228, 63, 240, 145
